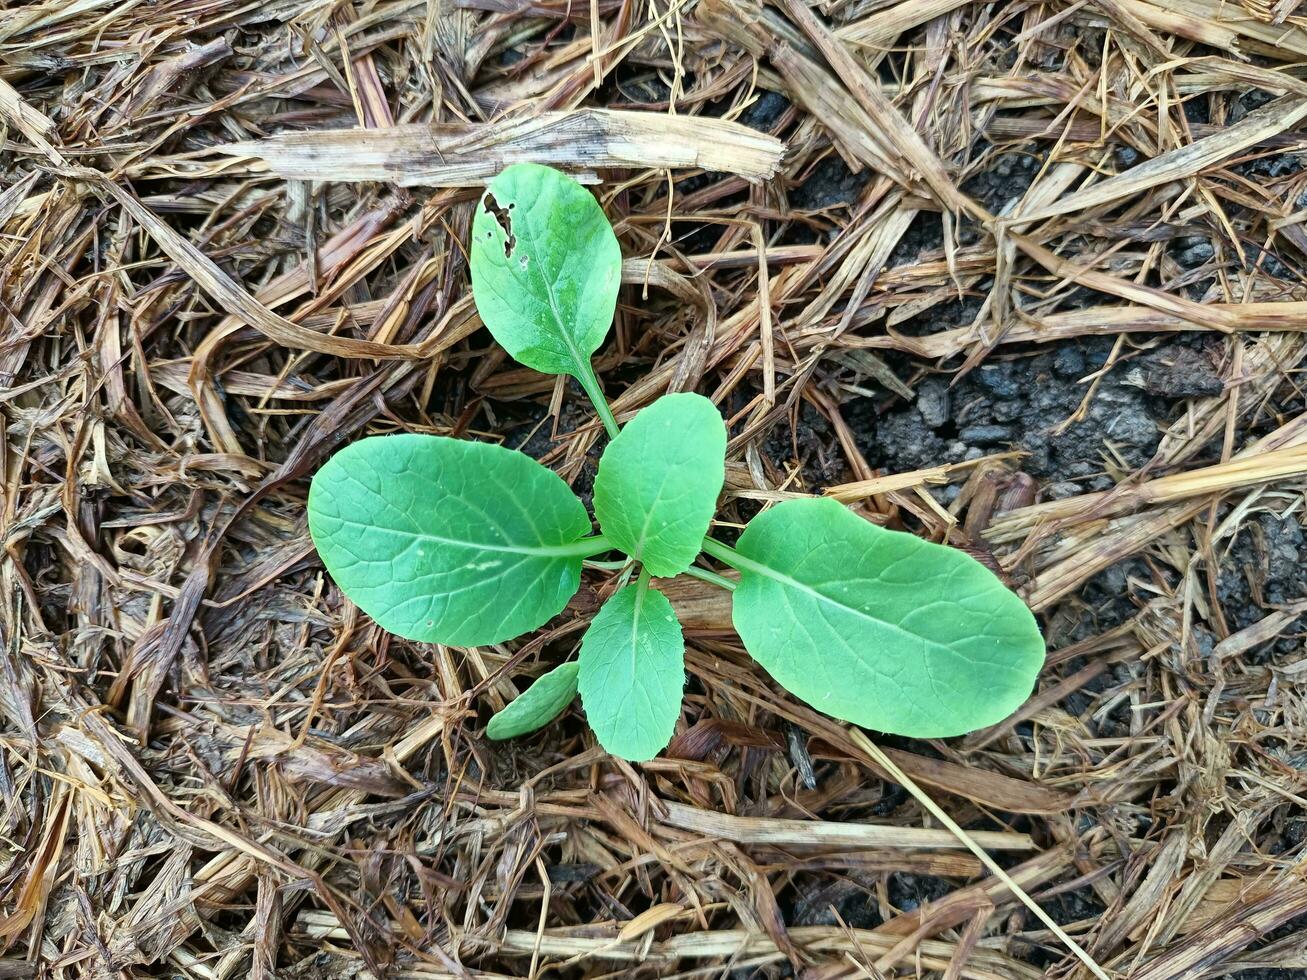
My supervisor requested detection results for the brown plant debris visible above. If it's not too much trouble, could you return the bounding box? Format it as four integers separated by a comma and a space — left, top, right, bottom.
4, 0, 1307, 977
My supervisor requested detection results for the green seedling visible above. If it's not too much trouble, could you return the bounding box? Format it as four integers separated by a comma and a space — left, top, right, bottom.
308, 163, 1046, 762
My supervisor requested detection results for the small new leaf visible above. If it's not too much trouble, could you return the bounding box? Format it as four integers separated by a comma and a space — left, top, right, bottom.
728, 498, 1045, 738
578, 581, 684, 761
486, 662, 579, 740
308, 434, 594, 646
470, 163, 621, 378
593, 393, 726, 577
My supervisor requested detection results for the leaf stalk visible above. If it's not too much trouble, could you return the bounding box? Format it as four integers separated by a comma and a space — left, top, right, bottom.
700, 535, 755, 572
558, 534, 614, 558
573, 361, 620, 439
682, 564, 737, 592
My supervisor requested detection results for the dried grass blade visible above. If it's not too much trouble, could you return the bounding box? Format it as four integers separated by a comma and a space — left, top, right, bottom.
1008, 94, 1307, 224
99, 178, 422, 359
220, 109, 786, 184
849, 731, 1111, 980
659, 800, 1036, 851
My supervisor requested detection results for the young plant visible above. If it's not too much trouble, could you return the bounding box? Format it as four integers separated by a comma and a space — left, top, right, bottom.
308, 163, 1046, 762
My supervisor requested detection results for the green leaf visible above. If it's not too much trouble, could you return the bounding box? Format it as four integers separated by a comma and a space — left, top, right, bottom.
469, 163, 621, 378
308, 433, 596, 646
724, 498, 1045, 738
578, 581, 684, 761
486, 661, 579, 740
592, 393, 726, 577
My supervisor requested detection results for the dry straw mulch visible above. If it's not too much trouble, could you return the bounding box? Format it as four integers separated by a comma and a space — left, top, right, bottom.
4, 0, 1307, 977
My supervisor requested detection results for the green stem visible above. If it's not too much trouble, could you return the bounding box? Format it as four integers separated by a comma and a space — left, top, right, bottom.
616, 563, 637, 590
583, 558, 630, 570
635, 564, 652, 599
683, 563, 736, 592
700, 535, 756, 572
559, 534, 613, 558
573, 361, 620, 439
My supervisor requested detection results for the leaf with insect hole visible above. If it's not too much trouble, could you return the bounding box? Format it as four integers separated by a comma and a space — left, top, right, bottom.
470, 163, 621, 378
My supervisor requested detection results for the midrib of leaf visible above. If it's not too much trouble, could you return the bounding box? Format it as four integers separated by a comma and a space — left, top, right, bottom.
703, 538, 963, 657
539, 251, 588, 380
630, 569, 650, 675
323, 514, 609, 559
538, 254, 620, 437
632, 463, 675, 563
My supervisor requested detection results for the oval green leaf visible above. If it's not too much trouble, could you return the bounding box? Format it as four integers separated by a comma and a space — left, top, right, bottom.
308, 434, 594, 646
469, 163, 621, 377
726, 498, 1045, 738
578, 581, 685, 762
592, 393, 726, 577
486, 661, 579, 740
